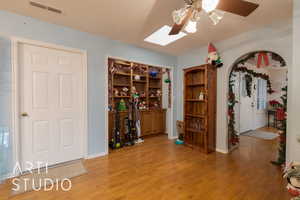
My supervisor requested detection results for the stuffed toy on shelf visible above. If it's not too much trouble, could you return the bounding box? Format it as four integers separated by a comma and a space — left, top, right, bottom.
120, 87, 129, 96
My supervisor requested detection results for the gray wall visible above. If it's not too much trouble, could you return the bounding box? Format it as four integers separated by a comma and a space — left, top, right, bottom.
177, 21, 292, 152
0, 10, 176, 177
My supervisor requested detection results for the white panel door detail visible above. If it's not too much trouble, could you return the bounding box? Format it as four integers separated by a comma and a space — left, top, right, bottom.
20, 44, 84, 169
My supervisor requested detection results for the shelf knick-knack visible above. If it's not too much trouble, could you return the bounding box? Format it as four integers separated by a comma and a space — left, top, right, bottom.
199, 92, 204, 101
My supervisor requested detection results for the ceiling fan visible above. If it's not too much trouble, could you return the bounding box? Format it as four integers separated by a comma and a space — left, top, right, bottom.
169, 0, 259, 35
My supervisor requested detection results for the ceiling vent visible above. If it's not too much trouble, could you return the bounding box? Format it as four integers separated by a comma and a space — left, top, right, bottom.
29, 1, 62, 14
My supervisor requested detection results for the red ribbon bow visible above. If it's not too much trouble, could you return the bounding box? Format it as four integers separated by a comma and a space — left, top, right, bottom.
257, 53, 269, 68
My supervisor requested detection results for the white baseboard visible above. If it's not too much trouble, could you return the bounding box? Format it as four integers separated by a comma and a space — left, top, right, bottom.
168, 136, 178, 140
0, 172, 16, 182
86, 151, 108, 159
216, 148, 229, 154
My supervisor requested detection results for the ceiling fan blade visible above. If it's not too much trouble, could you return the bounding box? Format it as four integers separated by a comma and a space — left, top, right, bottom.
217, 0, 259, 17
169, 8, 193, 35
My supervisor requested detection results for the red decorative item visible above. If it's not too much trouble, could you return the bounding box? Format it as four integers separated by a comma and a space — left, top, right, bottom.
269, 100, 280, 107
276, 108, 286, 121
257, 52, 270, 68
288, 188, 300, 197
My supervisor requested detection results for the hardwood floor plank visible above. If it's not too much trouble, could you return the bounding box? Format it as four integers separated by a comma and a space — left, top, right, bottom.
0, 135, 290, 200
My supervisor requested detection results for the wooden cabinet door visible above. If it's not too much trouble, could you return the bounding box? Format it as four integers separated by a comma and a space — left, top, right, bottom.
156, 111, 165, 133
141, 112, 153, 136
151, 111, 166, 134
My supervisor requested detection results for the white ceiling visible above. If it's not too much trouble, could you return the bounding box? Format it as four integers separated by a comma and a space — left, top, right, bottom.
0, 0, 293, 55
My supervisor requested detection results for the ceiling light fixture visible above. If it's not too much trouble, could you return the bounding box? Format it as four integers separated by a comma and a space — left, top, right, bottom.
202, 0, 220, 13
185, 20, 197, 33
169, 0, 259, 36
144, 25, 187, 46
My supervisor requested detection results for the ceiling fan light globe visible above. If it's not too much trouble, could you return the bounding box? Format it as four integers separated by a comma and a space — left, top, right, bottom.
202, 0, 220, 13
172, 8, 187, 24
192, 10, 201, 22
209, 10, 224, 25
185, 21, 197, 33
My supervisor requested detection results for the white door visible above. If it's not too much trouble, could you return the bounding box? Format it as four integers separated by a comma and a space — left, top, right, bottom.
239, 74, 254, 133
19, 43, 85, 169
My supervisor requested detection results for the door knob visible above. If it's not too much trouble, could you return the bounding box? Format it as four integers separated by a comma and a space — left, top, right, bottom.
21, 112, 29, 117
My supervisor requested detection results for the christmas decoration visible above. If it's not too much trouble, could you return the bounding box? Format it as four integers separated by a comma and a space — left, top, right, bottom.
131, 86, 139, 100
138, 101, 147, 110
156, 90, 162, 97
140, 91, 146, 98
228, 72, 239, 147
134, 75, 141, 80
149, 70, 158, 78
234, 66, 274, 95
199, 92, 204, 101
271, 86, 288, 166
269, 100, 281, 108
284, 162, 300, 200
163, 68, 172, 108
113, 88, 119, 97
257, 52, 270, 68
164, 78, 171, 83
120, 87, 129, 96
244, 74, 253, 97
206, 43, 223, 68
118, 99, 127, 111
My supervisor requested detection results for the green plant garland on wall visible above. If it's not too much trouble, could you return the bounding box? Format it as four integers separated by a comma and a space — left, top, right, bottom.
228, 72, 239, 146
271, 86, 288, 166
233, 66, 275, 95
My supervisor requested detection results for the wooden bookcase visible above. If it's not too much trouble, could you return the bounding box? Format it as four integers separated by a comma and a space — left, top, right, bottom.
184, 64, 217, 153
108, 58, 166, 141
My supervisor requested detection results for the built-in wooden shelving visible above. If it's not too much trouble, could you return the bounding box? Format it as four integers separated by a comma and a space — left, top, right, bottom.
108, 58, 163, 111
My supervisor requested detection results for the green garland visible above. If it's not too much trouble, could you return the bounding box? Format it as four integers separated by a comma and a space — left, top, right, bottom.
228, 72, 239, 147
234, 66, 275, 95
271, 86, 288, 166
244, 74, 253, 97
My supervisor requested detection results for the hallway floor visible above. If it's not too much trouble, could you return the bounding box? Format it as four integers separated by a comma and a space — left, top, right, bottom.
0, 134, 290, 200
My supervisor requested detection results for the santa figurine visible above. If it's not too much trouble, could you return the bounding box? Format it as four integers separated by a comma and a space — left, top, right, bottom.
206, 43, 223, 68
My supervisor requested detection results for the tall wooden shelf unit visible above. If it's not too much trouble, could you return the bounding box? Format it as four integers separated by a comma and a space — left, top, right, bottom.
184, 64, 217, 153
108, 58, 166, 141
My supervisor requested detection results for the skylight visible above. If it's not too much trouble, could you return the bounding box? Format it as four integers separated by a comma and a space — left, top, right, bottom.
144, 25, 187, 46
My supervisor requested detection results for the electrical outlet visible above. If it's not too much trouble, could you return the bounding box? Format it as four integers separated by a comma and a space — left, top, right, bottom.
297, 135, 300, 143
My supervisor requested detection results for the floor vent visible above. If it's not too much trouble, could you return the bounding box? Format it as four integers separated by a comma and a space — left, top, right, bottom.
29, 1, 62, 14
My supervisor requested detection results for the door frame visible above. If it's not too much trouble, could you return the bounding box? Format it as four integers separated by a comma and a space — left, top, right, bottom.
104, 56, 175, 155
11, 37, 88, 174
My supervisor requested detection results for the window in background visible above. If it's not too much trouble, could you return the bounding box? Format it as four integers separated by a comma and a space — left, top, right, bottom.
257, 78, 267, 110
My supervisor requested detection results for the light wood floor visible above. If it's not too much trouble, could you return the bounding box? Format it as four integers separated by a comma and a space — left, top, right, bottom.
0, 134, 290, 200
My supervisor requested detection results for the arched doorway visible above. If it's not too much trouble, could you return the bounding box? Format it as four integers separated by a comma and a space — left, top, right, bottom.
227, 51, 287, 165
